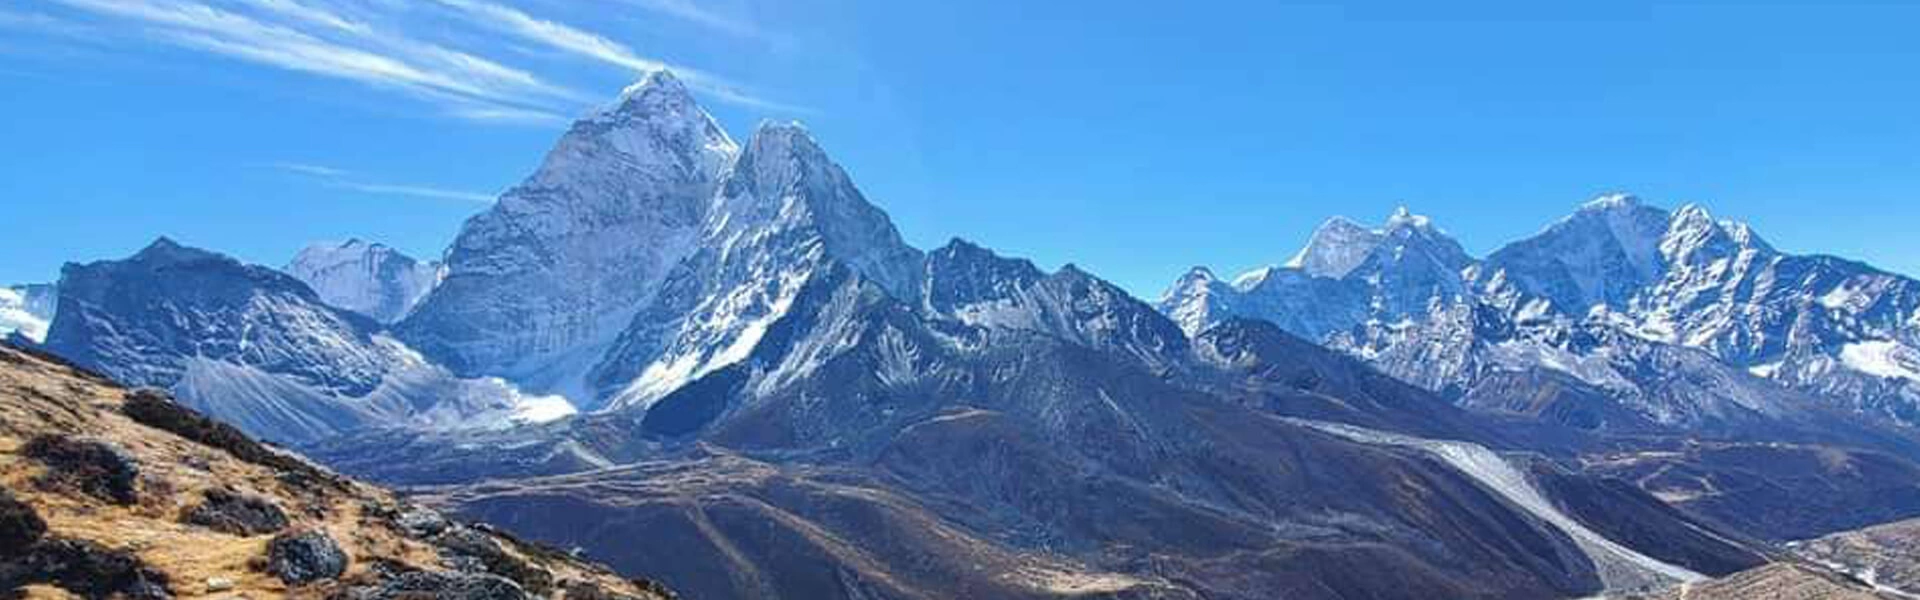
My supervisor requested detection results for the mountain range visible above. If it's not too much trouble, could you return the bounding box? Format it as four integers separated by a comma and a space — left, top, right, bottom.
12, 70, 1920, 599
1164, 195, 1920, 433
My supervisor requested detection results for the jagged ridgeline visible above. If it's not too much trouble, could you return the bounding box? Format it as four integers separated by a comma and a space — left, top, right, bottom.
1164, 196, 1920, 433
16, 68, 1920, 600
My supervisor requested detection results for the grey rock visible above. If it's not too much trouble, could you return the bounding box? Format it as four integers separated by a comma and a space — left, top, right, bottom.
184, 487, 289, 536
22, 435, 140, 505
266, 530, 348, 585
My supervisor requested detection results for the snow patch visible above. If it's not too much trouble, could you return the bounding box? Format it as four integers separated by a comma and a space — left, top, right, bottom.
1840, 341, 1920, 381
0, 287, 51, 343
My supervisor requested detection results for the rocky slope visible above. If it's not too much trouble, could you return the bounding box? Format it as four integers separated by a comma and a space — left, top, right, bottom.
285, 239, 441, 324
0, 342, 671, 599
1162, 196, 1920, 433
1790, 517, 1920, 597
1627, 563, 1896, 600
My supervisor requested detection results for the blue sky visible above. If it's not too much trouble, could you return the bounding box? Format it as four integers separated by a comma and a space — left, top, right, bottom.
4, 0, 1920, 296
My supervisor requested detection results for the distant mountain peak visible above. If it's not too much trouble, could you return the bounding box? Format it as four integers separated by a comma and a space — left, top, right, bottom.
1282, 207, 1464, 282
1384, 205, 1435, 231
1178, 265, 1218, 282
130, 236, 229, 267
740, 120, 824, 164
1581, 192, 1642, 212
1660, 203, 1774, 266
287, 239, 440, 324
1286, 216, 1384, 279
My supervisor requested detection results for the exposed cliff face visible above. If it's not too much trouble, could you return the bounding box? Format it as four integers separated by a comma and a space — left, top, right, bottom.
588, 123, 923, 412
399, 71, 738, 400
0, 343, 672, 599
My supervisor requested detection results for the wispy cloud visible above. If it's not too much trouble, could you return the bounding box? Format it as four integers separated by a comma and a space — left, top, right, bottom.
47, 0, 577, 123
270, 161, 348, 177
332, 181, 497, 203
238, 0, 369, 36
428, 0, 668, 73
271, 162, 496, 203
0, 8, 102, 39
33, 0, 799, 122
425, 0, 802, 112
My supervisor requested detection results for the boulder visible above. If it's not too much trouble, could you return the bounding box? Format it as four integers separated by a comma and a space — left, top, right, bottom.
358, 571, 530, 600
0, 537, 171, 599
0, 485, 47, 557
432, 526, 552, 593
266, 530, 348, 585
22, 435, 140, 505
396, 506, 449, 538
184, 487, 290, 536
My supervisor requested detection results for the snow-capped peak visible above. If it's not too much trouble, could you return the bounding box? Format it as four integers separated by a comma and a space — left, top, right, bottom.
1581, 192, 1642, 212
535, 69, 739, 188
1659, 203, 1774, 266
399, 66, 741, 386
1282, 207, 1465, 282
616, 69, 690, 104
1384, 205, 1434, 231
1177, 265, 1218, 285
287, 239, 441, 324
1286, 216, 1381, 279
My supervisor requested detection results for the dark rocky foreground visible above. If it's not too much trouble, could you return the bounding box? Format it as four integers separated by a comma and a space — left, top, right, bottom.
0, 344, 674, 599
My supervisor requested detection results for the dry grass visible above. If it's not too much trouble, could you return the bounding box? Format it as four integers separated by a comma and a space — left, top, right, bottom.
0, 346, 666, 599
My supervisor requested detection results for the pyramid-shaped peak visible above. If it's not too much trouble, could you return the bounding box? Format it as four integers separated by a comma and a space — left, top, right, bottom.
132, 236, 224, 265
1286, 216, 1386, 278
587, 68, 722, 140
616, 69, 692, 103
